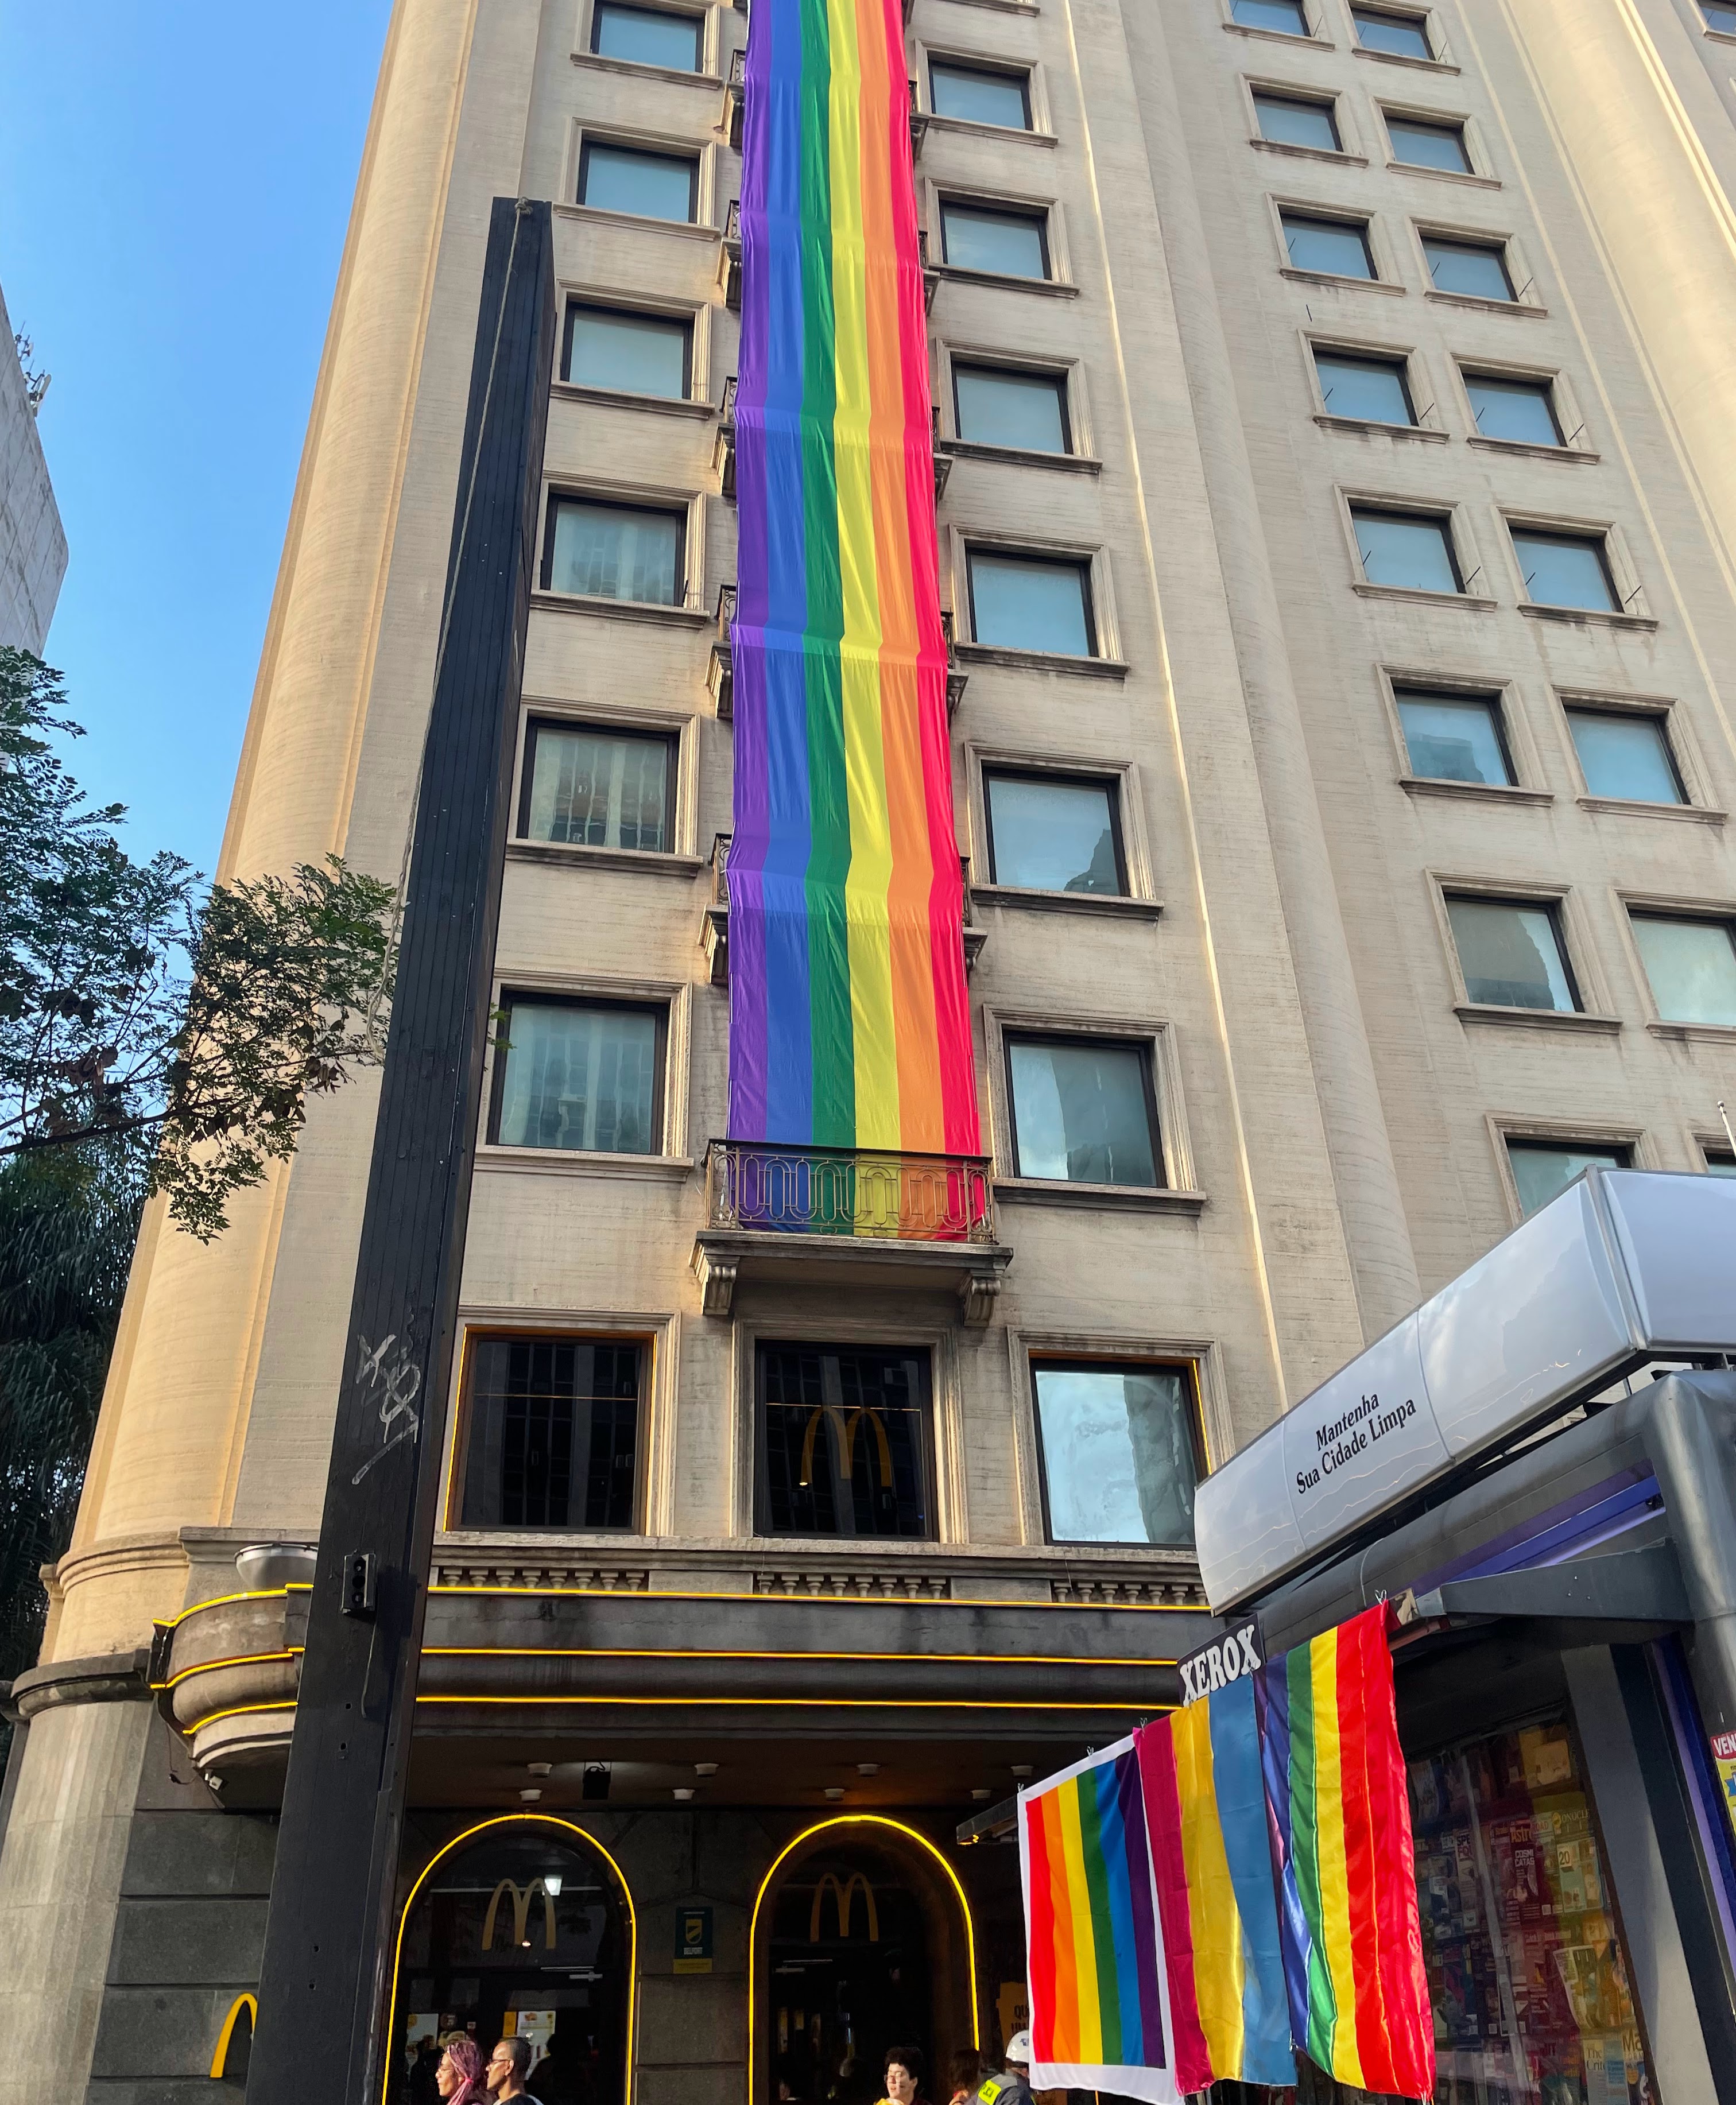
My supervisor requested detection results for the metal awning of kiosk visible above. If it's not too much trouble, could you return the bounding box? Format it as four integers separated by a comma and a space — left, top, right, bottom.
1195, 1170, 1736, 1613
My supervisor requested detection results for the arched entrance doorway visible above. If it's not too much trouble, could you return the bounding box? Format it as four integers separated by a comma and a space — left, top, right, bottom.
751, 1818, 979, 2105
386, 1815, 637, 2105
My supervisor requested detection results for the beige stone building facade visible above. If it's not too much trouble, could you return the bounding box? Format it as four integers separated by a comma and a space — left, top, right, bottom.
7, 0, 1736, 2099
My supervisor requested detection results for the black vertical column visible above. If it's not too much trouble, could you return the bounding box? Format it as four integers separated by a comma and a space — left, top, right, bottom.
247, 196, 555, 2105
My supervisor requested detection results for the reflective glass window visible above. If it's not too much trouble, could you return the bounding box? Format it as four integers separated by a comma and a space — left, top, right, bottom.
1351, 508, 1460, 593
1702, 2, 1736, 30
984, 772, 1124, 894
1232, 0, 1310, 29
1512, 529, 1618, 611
1396, 689, 1513, 786
1466, 373, 1561, 446
1314, 351, 1414, 424
940, 201, 1049, 278
545, 498, 683, 605
521, 724, 674, 850
578, 141, 697, 222
1033, 1364, 1199, 1546
1447, 897, 1578, 1011
1424, 235, 1514, 300
954, 365, 1069, 452
1388, 114, 1471, 170
591, 2, 703, 70
1508, 1141, 1629, 1215
1705, 1154, 1736, 1176
1632, 916, 1736, 1026
968, 551, 1093, 655
755, 1343, 934, 1539
493, 999, 664, 1153
1254, 92, 1340, 152
562, 306, 689, 398
931, 61, 1031, 129
1565, 710, 1684, 804
1007, 1037, 1160, 1186
1353, 6, 1432, 56
1282, 212, 1375, 278
460, 1337, 642, 1529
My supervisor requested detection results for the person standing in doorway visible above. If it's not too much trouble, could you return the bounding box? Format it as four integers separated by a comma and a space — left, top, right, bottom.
880, 2045, 929, 2105
486, 2036, 542, 2104
435, 2040, 488, 2104
972, 2032, 1033, 2105
946, 2049, 983, 2105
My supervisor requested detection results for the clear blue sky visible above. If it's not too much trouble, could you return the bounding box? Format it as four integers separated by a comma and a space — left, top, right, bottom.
0, 1, 394, 873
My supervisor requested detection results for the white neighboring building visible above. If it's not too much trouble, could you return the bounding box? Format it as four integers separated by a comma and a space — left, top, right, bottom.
0, 281, 65, 655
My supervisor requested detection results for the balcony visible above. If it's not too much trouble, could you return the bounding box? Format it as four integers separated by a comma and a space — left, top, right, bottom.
693, 1139, 1012, 1323
715, 377, 951, 506
702, 832, 985, 987
710, 584, 966, 719
723, 57, 926, 157
726, 206, 937, 313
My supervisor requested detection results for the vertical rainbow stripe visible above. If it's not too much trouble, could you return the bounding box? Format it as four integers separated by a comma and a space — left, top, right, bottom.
1255, 1603, 1435, 2098
1136, 1684, 1292, 2092
1022, 1746, 1167, 2071
727, 0, 978, 1153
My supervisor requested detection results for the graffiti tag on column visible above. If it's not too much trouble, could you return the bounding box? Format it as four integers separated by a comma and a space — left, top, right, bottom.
350, 1329, 423, 1484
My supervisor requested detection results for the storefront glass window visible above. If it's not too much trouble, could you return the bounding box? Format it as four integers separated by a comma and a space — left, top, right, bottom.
1408, 1719, 1654, 2104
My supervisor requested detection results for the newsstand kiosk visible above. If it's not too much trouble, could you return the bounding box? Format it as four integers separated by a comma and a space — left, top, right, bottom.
1195, 1169, 1736, 2105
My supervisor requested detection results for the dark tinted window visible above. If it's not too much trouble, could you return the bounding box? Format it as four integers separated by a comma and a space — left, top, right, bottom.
492, 999, 664, 1153
579, 141, 697, 222
1465, 374, 1561, 446
1351, 508, 1460, 593
1508, 1142, 1629, 1217
1512, 529, 1618, 611
1007, 1037, 1160, 1185
1254, 92, 1340, 152
1387, 114, 1470, 170
940, 201, 1050, 278
931, 61, 1031, 129
591, 2, 703, 70
1353, 6, 1432, 56
1447, 898, 1578, 1011
954, 365, 1069, 452
1565, 710, 1683, 804
1423, 235, 1514, 300
521, 723, 675, 849
968, 551, 1093, 654
545, 497, 683, 604
1314, 351, 1414, 424
755, 1344, 934, 1538
563, 306, 689, 397
1033, 1364, 1200, 1546
460, 1337, 642, 1529
1281, 212, 1375, 278
1396, 689, 1513, 786
984, 772, 1124, 894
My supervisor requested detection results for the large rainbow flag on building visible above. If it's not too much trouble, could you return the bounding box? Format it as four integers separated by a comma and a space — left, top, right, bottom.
1136, 1680, 1292, 2091
727, 0, 978, 1156
1254, 1602, 1435, 2097
1019, 1740, 1176, 2104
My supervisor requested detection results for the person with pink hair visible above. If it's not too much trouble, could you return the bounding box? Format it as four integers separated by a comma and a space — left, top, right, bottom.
435, 2038, 488, 2103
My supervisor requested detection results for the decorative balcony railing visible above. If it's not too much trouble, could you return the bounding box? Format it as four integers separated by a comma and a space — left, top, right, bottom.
704, 1138, 997, 1244
716, 377, 948, 508
724, 58, 925, 156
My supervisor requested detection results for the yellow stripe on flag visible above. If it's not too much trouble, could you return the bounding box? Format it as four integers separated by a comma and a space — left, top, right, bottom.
1309, 1633, 1365, 2087
1173, 1700, 1246, 2079
1055, 1776, 1103, 2065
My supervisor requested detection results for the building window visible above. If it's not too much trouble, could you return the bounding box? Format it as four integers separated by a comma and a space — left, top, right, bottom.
1701, 2, 1736, 32
543, 496, 684, 606
591, 1, 703, 71
1353, 6, 1432, 57
1511, 528, 1618, 612
578, 139, 698, 223
1507, 1139, 1629, 1216
1351, 507, 1462, 594
1631, 914, 1736, 1026
1281, 211, 1375, 279
1006, 1034, 1161, 1187
1464, 372, 1561, 446
1253, 91, 1342, 153
458, 1336, 643, 1530
983, 770, 1125, 895
755, 1343, 935, 1540
520, 722, 675, 850
1565, 708, 1684, 805
967, 549, 1094, 655
1032, 1362, 1200, 1547
1396, 687, 1514, 786
1315, 350, 1415, 425
491, 997, 665, 1153
1386, 113, 1471, 172
1447, 896, 1578, 1011
953, 364, 1070, 453
1704, 1151, 1736, 1176
1423, 234, 1514, 301
562, 305, 691, 399
930, 60, 1031, 129
939, 200, 1051, 279
1232, 0, 1311, 30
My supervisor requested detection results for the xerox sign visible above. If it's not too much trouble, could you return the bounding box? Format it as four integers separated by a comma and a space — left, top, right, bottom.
1195, 1170, 1736, 1610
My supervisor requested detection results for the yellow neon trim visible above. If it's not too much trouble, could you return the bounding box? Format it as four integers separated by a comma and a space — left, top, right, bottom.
153, 1649, 297, 1692
427, 1583, 1203, 1614
384, 1815, 637, 2105
415, 1694, 1166, 1712
422, 1646, 1177, 1670
210, 1992, 257, 2078
187, 1701, 297, 1731
749, 1816, 979, 2105
152, 1584, 312, 1633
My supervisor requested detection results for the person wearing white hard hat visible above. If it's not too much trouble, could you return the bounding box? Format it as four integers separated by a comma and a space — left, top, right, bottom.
972, 2033, 1034, 2105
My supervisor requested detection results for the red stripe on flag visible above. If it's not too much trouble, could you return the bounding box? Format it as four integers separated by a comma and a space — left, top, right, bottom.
1025, 1794, 1059, 2064
1336, 1611, 1388, 2084
1134, 1718, 1212, 2093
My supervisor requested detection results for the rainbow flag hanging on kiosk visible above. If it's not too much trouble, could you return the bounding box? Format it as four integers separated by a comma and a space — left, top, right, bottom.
1136, 1682, 1293, 2092
1018, 1741, 1179, 2105
1254, 1603, 1435, 2099
727, 0, 978, 1157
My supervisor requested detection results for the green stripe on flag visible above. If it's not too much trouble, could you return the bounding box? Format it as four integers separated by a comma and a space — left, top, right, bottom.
1288, 1644, 1337, 2070
1076, 1773, 1123, 2063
